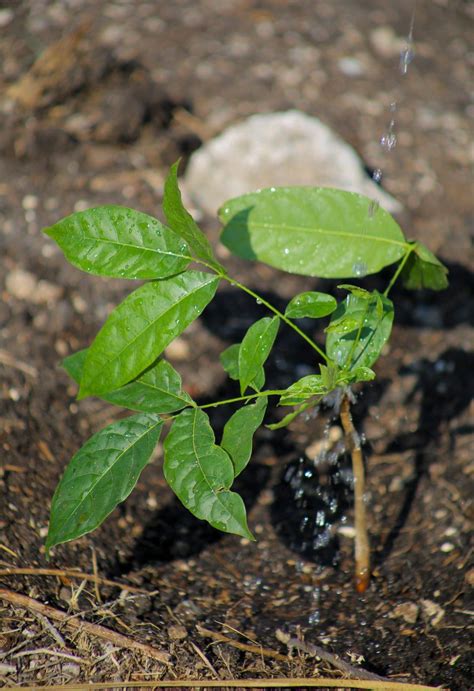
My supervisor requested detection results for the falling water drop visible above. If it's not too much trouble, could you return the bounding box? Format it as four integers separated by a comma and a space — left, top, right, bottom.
400, 42, 415, 75
380, 126, 397, 151
352, 261, 368, 278
372, 168, 383, 184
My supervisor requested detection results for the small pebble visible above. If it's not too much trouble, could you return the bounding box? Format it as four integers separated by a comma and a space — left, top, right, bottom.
168, 625, 188, 641
420, 599, 445, 627
22, 194, 38, 210
0, 9, 14, 28
464, 569, 474, 586
338, 57, 365, 77
440, 542, 455, 553
165, 337, 190, 361
391, 602, 419, 624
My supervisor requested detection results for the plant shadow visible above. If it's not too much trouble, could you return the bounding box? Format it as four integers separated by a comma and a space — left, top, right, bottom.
375, 346, 474, 565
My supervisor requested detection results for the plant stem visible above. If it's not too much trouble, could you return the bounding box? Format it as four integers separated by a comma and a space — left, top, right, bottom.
222, 275, 329, 362
340, 395, 370, 593
198, 389, 285, 410
383, 246, 414, 297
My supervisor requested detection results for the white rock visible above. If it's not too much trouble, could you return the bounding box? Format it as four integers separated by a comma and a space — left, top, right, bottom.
6, 268, 62, 304
183, 111, 401, 216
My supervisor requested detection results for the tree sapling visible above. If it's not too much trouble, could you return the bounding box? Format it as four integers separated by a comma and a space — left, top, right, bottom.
43, 161, 448, 591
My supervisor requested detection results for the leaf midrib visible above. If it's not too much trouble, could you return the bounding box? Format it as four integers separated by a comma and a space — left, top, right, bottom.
231, 221, 407, 247
191, 410, 235, 520
66, 232, 193, 261
82, 276, 217, 394
52, 417, 161, 538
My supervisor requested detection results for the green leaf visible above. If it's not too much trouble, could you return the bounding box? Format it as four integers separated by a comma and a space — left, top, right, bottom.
352, 366, 376, 382
79, 271, 219, 398
285, 291, 337, 319
63, 349, 193, 413
220, 343, 265, 392
44, 206, 191, 280
238, 316, 279, 395
221, 397, 267, 476
337, 284, 371, 299
401, 242, 449, 291
164, 408, 253, 539
220, 187, 407, 278
46, 414, 162, 552
279, 375, 326, 406
326, 291, 394, 371
266, 400, 315, 430
163, 161, 224, 272
324, 315, 361, 334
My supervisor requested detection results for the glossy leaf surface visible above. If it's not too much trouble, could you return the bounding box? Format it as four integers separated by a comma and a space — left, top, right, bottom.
79, 271, 219, 398
402, 242, 449, 290
326, 291, 394, 370
220, 343, 265, 392
64, 349, 193, 413
238, 316, 279, 394
163, 162, 224, 271
164, 408, 253, 539
220, 187, 407, 278
285, 291, 337, 319
279, 375, 327, 406
44, 206, 190, 279
46, 414, 162, 552
221, 397, 267, 476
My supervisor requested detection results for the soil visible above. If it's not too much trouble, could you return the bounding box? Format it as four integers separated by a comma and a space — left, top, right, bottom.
0, 1, 473, 689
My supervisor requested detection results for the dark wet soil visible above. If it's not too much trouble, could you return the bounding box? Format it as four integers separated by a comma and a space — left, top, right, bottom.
1, 1, 473, 688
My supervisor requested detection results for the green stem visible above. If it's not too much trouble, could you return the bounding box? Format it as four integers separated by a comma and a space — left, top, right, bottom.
163, 389, 287, 423
222, 276, 329, 362
198, 389, 285, 410
383, 246, 414, 297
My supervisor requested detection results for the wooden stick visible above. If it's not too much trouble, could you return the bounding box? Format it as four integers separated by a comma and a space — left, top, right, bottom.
5, 678, 445, 690
0, 588, 170, 665
0, 567, 152, 594
286, 636, 387, 682
197, 624, 290, 662
340, 395, 370, 593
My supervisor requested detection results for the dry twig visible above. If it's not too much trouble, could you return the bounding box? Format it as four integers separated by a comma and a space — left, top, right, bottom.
0, 567, 152, 594
6, 678, 445, 690
0, 588, 170, 665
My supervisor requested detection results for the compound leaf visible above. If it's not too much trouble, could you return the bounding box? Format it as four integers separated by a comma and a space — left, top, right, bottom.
164, 408, 253, 539
79, 271, 219, 398
326, 291, 394, 370
44, 206, 190, 279
220, 187, 407, 278
163, 161, 224, 272
238, 316, 279, 394
401, 242, 449, 290
285, 291, 337, 319
221, 397, 267, 476
63, 349, 193, 413
46, 413, 163, 552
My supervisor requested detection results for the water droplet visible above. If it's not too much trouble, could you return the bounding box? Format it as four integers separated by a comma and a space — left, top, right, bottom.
256, 298, 262, 305
380, 131, 397, 151
269, 187, 276, 192
283, 248, 290, 255
352, 261, 368, 277
372, 168, 383, 184
400, 42, 415, 75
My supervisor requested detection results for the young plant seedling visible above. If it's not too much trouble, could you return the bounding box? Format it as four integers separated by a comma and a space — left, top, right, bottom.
43, 161, 448, 592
